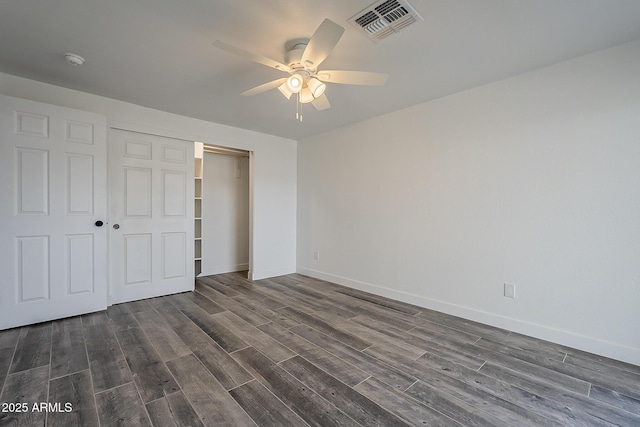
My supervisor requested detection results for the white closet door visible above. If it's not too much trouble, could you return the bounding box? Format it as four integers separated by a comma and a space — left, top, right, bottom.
0, 95, 108, 329
109, 129, 194, 304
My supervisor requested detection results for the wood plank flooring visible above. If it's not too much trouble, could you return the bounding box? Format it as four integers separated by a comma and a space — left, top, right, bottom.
1, 272, 639, 426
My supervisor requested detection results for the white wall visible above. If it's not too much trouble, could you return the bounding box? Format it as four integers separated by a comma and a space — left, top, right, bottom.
297, 40, 640, 365
201, 152, 250, 275
0, 72, 297, 280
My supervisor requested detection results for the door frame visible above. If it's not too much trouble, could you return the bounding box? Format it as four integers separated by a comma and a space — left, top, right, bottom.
198, 145, 252, 277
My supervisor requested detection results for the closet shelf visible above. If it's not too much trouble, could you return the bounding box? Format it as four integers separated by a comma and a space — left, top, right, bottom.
195, 142, 204, 277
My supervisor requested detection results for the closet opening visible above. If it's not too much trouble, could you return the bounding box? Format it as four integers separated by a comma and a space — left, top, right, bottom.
194, 142, 252, 279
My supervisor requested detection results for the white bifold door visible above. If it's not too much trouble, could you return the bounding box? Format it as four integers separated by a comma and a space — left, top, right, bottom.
108, 129, 194, 304
0, 95, 108, 329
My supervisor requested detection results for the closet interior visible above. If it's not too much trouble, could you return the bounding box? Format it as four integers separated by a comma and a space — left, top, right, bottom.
194, 142, 250, 277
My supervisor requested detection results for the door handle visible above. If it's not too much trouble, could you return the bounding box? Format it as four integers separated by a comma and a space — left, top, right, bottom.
95, 220, 104, 227
113, 224, 120, 230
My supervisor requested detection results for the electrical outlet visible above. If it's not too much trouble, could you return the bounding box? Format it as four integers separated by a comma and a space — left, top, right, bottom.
313, 251, 320, 260
504, 283, 515, 299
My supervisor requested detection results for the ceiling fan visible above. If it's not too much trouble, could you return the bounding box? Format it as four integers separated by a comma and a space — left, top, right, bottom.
214, 19, 388, 120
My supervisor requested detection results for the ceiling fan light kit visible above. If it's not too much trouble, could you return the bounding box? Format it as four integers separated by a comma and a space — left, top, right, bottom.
308, 77, 326, 98
277, 83, 294, 99
299, 88, 314, 104
286, 73, 304, 93
214, 17, 388, 121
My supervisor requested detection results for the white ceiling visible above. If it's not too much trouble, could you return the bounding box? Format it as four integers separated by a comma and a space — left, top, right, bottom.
1, 0, 640, 140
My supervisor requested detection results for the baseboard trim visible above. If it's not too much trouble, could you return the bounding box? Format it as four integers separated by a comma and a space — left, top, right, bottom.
200, 263, 249, 276
250, 266, 296, 281
297, 266, 640, 366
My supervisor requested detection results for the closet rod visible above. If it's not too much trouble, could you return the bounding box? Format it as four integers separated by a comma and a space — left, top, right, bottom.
203, 148, 249, 158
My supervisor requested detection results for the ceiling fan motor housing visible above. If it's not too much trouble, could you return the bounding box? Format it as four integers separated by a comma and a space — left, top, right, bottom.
285, 40, 313, 71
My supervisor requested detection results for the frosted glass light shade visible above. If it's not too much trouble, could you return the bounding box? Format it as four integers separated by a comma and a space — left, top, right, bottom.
307, 77, 326, 98
277, 82, 293, 99
299, 87, 314, 104
286, 74, 303, 93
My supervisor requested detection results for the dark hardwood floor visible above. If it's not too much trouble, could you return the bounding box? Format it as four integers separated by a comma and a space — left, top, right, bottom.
1, 272, 639, 426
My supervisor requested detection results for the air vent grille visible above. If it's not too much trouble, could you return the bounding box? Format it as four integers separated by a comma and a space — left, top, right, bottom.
383, 7, 408, 23
355, 11, 379, 27
348, 0, 423, 41
375, 0, 401, 16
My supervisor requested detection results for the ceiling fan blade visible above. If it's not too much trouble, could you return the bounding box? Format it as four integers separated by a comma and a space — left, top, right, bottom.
214, 40, 291, 73
311, 93, 331, 111
241, 78, 288, 96
301, 19, 345, 69
316, 70, 388, 86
